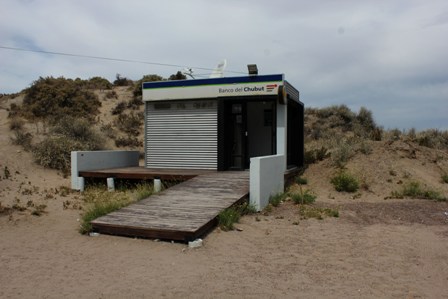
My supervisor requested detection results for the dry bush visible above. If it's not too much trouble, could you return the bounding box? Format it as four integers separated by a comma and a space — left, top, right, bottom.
115, 136, 142, 148
115, 112, 143, 136
111, 101, 127, 115
11, 130, 33, 149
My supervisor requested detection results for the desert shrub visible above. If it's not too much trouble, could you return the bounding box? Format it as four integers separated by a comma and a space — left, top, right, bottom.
9, 117, 24, 131
356, 107, 377, 133
442, 174, 448, 184
115, 112, 143, 135
291, 189, 316, 204
391, 181, 446, 201
51, 116, 105, 149
316, 105, 356, 131
85, 77, 112, 90
168, 71, 187, 81
33, 137, 81, 174
33, 117, 105, 173
218, 206, 241, 231
112, 101, 127, 115
331, 171, 359, 192
113, 74, 132, 86
23, 76, 101, 122
370, 127, 383, 141
304, 146, 329, 164
105, 90, 118, 99
357, 140, 373, 155
100, 123, 116, 139
115, 136, 142, 148
132, 74, 164, 99
7, 103, 21, 118
416, 129, 448, 149
295, 176, 308, 185
127, 97, 143, 110
331, 142, 355, 168
11, 130, 33, 149
269, 192, 286, 207
386, 129, 402, 141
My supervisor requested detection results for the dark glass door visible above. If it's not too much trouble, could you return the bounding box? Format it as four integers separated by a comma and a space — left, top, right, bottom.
229, 103, 246, 170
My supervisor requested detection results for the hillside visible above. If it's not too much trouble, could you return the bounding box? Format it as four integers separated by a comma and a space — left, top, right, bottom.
1, 80, 448, 298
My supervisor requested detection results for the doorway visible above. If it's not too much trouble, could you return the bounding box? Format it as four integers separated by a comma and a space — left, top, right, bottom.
218, 99, 276, 170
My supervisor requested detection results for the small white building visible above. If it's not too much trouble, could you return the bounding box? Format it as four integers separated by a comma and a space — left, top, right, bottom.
142, 74, 303, 172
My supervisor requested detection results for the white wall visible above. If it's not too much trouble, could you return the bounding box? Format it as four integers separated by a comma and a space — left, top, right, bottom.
249, 154, 285, 211
276, 102, 287, 169
71, 151, 139, 190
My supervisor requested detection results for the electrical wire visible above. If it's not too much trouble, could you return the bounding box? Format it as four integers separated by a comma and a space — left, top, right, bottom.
0, 45, 246, 75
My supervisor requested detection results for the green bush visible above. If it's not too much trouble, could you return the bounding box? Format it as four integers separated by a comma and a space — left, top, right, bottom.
291, 190, 316, 204
23, 76, 101, 122
295, 176, 308, 185
331, 172, 359, 193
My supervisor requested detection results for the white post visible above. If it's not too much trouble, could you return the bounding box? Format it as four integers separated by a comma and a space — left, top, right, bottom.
154, 178, 161, 193
107, 178, 115, 192
78, 177, 85, 192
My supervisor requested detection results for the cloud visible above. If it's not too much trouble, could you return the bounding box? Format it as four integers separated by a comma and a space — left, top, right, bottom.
1, 0, 447, 129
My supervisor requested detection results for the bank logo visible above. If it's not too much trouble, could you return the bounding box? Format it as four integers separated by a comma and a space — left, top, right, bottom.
266, 84, 277, 92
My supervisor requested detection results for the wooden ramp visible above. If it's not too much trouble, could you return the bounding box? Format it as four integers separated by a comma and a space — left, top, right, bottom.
91, 171, 249, 242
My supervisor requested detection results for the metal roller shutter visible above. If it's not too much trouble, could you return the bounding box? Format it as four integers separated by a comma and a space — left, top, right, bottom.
145, 100, 217, 169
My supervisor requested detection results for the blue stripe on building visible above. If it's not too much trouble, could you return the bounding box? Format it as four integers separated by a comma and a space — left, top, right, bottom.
143, 74, 284, 89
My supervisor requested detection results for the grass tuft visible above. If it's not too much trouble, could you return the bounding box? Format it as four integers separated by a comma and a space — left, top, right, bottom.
298, 205, 339, 220
269, 192, 287, 207
391, 181, 446, 201
218, 206, 241, 231
79, 185, 152, 234
291, 189, 316, 205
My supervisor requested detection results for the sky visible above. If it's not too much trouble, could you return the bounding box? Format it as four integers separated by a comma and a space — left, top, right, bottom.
1, 0, 447, 130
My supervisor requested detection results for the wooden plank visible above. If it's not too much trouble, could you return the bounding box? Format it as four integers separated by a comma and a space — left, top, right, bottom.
91, 171, 249, 241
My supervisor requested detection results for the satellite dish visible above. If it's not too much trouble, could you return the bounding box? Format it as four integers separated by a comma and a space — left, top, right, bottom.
209, 59, 227, 78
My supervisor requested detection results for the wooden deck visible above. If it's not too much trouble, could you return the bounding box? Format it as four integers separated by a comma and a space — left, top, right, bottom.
90, 171, 249, 242
79, 167, 214, 181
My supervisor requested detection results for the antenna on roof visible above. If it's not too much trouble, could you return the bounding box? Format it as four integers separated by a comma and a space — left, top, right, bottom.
182, 68, 195, 79
209, 59, 227, 78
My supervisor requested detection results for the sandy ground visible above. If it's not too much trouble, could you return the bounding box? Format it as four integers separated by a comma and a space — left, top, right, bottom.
1, 92, 448, 298
1, 199, 448, 298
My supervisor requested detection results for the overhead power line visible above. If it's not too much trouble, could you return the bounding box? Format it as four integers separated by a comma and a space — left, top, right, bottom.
0, 45, 246, 75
